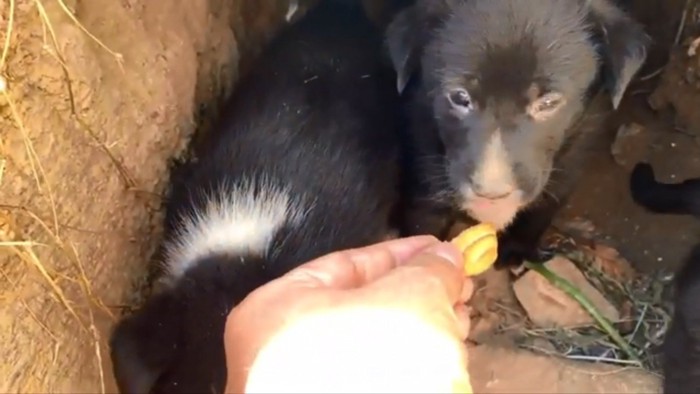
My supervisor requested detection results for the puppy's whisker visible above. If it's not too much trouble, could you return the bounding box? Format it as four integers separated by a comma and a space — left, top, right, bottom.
542, 188, 561, 203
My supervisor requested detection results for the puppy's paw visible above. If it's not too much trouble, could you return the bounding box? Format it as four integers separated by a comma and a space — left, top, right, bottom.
383, 229, 400, 241
629, 162, 657, 201
494, 236, 553, 270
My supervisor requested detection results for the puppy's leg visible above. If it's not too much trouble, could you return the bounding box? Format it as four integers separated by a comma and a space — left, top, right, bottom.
495, 114, 604, 269
495, 195, 561, 269
663, 309, 700, 394
663, 244, 700, 393
630, 162, 700, 217
399, 199, 455, 240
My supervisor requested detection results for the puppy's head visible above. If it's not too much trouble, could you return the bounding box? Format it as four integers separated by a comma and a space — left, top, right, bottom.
386, 0, 648, 230
110, 255, 254, 394
110, 290, 185, 394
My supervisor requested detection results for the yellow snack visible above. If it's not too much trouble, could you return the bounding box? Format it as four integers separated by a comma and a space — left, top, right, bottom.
450, 223, 498, 276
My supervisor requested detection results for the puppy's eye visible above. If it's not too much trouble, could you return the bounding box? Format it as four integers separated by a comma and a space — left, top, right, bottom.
447, 89, 473, 110
539, 96, 561, 110
528, 92, 565, 121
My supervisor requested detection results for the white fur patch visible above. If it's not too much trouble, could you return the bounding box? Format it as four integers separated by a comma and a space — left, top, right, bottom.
162, 178, 308, 283
460, 186, 523, 231
285, 0, 299, 22
462, 131, 523, 230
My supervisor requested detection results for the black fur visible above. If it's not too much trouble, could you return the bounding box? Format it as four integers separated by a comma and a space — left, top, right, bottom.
631, 162, 700, 217
109, 1, 401, 393
630, 162, 700, 393
663, 243, 700, 394
386, 0, 649, 269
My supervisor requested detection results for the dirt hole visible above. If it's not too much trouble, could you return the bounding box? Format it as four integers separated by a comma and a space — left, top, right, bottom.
0, 0, 697, 392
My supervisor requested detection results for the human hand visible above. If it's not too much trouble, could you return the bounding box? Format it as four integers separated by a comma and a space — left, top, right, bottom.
223, 235, 475, 393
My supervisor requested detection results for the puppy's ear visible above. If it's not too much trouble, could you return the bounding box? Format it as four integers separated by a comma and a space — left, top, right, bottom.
385, 1, 450, 93
385, 7, 423, 94
110, 292, 181, 394
588, 0, 650, 109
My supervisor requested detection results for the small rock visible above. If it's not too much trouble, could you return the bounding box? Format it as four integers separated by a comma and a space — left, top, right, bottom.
590, 243, 636, 282
513, 256, 620, 328
0, 209, 18, 241
610, 123, 650, 170
468, 313, 501, 344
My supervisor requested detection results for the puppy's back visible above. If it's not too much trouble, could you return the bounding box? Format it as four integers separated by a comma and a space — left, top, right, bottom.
111, 2, 402, 393
664, 244, 700, 393
629, 163, 700, 393
168, 0, 400, 267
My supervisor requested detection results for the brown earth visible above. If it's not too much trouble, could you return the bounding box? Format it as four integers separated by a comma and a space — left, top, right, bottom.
469, 344, 661, 394
0, 0, 322, 391
560, 0, 700, 275
0, 0, 696, 392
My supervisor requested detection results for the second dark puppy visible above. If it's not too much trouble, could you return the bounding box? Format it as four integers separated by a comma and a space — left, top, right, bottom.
108, 1, 402, 393
630, 162, 700, 394
386, 0, 649, 268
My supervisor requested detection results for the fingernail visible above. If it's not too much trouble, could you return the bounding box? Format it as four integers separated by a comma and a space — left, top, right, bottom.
423, 242, 463, 267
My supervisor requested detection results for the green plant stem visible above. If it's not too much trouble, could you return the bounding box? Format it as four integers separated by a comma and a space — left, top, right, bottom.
523, 261, 642, 364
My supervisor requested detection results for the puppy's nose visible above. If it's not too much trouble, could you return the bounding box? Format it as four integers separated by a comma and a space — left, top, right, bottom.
472, 183, 514, 200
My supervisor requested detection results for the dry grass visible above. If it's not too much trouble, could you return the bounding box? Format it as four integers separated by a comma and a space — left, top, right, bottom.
0, 0, 131, 392
511, 235, 673, 375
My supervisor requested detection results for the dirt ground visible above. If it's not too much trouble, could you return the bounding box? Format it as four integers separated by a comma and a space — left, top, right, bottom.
558, 0, 700, 276
468, 344, 660, 394
559, 65, 700, 276
0, 0, 697, 392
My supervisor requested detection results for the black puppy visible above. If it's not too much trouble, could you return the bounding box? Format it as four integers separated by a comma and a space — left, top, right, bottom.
630, 162, 700, 394
386, 0, 649, 268
109, 1, 402, 393
631, 163, 700, 217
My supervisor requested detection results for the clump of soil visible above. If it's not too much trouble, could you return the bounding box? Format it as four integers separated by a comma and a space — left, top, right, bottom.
649, 40, 700, 137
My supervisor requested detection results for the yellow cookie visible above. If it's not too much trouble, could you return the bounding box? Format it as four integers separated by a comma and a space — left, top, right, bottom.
450, 223, 499, 276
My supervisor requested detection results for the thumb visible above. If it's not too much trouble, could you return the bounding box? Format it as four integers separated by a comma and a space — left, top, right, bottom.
402, 242, 465, 303
362, 242, 466, 307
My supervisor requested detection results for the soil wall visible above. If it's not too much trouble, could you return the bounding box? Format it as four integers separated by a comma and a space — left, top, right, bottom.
0, 0, 315, 391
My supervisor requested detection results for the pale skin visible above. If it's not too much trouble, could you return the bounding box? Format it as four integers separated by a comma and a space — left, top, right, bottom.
223, 235, 475, 393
